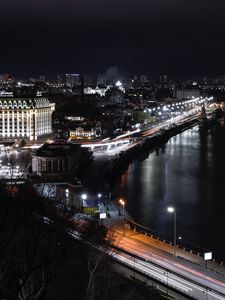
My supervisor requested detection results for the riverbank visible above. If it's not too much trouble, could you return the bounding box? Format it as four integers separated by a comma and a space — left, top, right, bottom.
79, 118, 199, 192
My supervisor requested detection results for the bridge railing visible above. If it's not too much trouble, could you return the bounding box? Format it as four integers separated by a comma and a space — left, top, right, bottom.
125, 218, 225, 271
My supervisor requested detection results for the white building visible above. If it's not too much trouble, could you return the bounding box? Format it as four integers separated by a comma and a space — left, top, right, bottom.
0, 96, 55, 142
69, 125, 101, 140
84, 86, 109, 97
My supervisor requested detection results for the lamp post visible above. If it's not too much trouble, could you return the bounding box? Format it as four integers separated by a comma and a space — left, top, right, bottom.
164, 270, 169, 298
167, 207, 176, 257
119, 199, 125, 236
98, 193, 102, 208
203, 287, 210, 300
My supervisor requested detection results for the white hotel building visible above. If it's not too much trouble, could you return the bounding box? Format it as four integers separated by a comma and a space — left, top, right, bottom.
0, 96, 55, 142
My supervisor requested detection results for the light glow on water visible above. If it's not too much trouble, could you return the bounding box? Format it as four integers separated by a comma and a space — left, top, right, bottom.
116, 124, 225, 261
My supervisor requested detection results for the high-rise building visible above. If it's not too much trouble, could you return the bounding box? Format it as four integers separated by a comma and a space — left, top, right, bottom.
0, 94, 55, 142
65, 73, 80, 87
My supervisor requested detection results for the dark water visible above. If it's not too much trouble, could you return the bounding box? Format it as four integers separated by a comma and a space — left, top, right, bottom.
113, 124, 225, 262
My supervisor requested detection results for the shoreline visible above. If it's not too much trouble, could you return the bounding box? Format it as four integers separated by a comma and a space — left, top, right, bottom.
79, 118, 199, 192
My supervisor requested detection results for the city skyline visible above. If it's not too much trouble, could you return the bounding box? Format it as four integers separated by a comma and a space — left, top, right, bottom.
1, 0, 225, 77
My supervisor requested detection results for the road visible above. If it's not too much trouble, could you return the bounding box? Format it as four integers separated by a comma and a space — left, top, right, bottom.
113, 251, 225, 300
65, 216, 225, 300
98, 201, 225, 299
110, 234, 225, 299
89, 108, 200, 159
40, 202, 225, 300
0, 149, 30, 179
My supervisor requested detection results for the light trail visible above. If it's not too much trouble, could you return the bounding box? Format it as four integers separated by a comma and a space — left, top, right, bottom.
110, 233, 225, 298
37, 213, 225, 299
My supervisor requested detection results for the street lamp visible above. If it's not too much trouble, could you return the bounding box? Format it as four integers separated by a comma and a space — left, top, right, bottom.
119, 199, 125, 236
164, 270, 169, 298
167, 207, 176, 257
81, 193, 87, 200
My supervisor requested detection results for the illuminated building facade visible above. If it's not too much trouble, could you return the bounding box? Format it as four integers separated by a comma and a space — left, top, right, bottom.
69, 126, 101, 140
0, 96, 55, 142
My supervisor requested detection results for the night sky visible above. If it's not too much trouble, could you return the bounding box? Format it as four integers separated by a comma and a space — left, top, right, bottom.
1, 0, 225, 78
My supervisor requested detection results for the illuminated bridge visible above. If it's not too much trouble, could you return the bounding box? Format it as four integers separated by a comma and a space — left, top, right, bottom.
81, 138, 131, 150
80, 97, 215, 154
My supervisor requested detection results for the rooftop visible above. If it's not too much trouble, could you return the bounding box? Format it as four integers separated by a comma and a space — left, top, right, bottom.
35, 142, 80, 157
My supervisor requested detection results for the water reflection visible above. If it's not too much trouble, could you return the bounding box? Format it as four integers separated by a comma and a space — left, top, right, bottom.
113, 124, 225, 261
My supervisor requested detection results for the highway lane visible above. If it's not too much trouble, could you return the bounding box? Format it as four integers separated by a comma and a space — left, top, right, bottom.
91, 113, 198, 158
39, 215, 225, 299
110, 234, 225, 299
141, 112, 198, 137
112, 252, 225, 300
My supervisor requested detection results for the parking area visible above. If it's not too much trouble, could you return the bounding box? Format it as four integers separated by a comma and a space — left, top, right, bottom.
0, 149, 31, 179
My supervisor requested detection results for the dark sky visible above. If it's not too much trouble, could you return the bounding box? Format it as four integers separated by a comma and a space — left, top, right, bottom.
1, 0, 225, 78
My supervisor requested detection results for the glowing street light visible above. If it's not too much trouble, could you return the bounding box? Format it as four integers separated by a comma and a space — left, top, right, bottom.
119, 198, 125, 236
81, 193, 87, 200
115, 80, 122, 87
167, 206, 177, 257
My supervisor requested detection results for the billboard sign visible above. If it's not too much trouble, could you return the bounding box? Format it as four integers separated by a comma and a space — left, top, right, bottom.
204, 252, 212, 261
99, 213, 107, 219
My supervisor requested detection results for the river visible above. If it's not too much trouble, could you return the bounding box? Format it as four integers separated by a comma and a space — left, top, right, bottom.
112, 123, 225, 262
